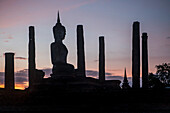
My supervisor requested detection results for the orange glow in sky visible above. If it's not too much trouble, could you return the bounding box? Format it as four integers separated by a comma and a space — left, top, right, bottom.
15, 82, 28, 90
0, 82, 28, 90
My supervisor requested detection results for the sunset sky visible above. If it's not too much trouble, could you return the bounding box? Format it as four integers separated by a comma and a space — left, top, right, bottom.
0, 0, 170, 89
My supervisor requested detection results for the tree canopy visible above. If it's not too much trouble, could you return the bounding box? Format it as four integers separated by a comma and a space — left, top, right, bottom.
148, 63, 170, 88
156, 63, 170, 85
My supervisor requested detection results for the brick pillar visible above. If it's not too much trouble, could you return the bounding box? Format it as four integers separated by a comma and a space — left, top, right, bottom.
29, 26, 36, 88
5, 52, 15, 90
99, 36, 105, 82
77, 25, 86, 77
132, 21, 140, 88
142, 33, 148, 88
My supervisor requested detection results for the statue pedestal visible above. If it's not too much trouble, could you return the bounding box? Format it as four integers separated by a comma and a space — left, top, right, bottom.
50, 73, 75, 80
51, 63, 75, 80
52, 63, 74, 72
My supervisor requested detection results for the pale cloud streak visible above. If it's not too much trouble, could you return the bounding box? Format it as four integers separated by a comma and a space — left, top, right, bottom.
0, 32, 6, 34
61, 0, 97, 12
0, 0, 97, 28
0, 67, 124, 89
15, 57, 27, 60
0, 34, 14, 43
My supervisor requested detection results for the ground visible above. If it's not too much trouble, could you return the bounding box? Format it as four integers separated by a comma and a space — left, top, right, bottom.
0, 88, 170, 112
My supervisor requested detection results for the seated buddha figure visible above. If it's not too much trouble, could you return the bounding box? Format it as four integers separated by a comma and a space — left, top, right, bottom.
51, 12, 74, 75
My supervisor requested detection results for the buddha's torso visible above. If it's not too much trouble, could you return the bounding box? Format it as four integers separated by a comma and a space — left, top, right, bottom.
51, 42, 68, 64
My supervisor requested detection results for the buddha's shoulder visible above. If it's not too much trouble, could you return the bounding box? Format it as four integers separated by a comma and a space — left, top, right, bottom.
51, 42, 57, 47
51, 42, 55, 45
51, 42, 64, 47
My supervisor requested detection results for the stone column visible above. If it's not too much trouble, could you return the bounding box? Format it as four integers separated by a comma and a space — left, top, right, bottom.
132, 21, 140, 88
29, 26, 36, 88
142, 33, 148, 88
77, 25, 86, 77
99, 36, 105, 82
5, 53, 15, 90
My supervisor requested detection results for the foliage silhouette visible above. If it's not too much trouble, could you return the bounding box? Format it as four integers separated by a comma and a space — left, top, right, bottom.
148, 63, 170, 88
148, 73, 165, 89
156, 63, 170, 85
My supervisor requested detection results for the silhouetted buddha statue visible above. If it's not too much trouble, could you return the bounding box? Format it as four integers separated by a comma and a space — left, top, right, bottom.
51, 12, 74, 76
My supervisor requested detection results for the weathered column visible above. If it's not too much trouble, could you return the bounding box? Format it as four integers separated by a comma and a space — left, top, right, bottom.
29, 26, 36, 88
77, 25, 86, 77
5, 53, 15, 90
99, 36, 105, 82
132, 21, 140, 88
142, 33, 148, 88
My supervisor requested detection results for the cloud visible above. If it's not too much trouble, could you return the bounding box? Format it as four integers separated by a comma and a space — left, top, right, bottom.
4, 40, 9, 42
85, 70, 133, 86
107, 69, 122, 72
1, 35, 14, 42
0, 69, 28, 89
42, 68, 52, 77
86, 70, 98, 78
15, 69, 28, 77
0, 32, 6, 34
94, 60, 99, 62
0, 68, 120, 81
0, 68, 133, 88
15, 69, 28, 84
105, 72, 112, 75
2, 35, 14, 40
62, 0, 97, 12
15, 76, 28, 84
106, 75, 133, 87
7, 36, 13, 39
41, 68, 113, 79
15, 57, 27, 60
0, 72, 4, 85
86, 70, 114, 79
166, 37, 170, 39
0, 72, 4, 77
0, 68, 44, 86
106, 75, 123, 80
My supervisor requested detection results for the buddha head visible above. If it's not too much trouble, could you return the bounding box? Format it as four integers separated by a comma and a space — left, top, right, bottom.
53, 12, 66, 42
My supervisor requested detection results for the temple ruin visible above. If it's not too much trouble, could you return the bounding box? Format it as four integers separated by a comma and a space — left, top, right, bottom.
1, 12, 149, 92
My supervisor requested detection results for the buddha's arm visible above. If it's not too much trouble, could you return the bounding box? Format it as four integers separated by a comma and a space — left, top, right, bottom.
51, 43, 55, 64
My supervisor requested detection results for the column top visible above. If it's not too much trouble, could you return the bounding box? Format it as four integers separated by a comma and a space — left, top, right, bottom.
29, 26, 34, 29
133, 21, 140, 24
142, 32, 148, 39
77, 25, 83, 30
5, 52, 15, 55
99, 36, 104, 39
77, 25, 83, 27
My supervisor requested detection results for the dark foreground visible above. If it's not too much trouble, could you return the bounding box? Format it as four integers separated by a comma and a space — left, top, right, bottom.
0, 89, 170, 112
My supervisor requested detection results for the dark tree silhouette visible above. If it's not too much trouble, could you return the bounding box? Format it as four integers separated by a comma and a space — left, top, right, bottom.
156, 63, 170, 85
148, 63, 170, 88
148, 73, 165, 89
